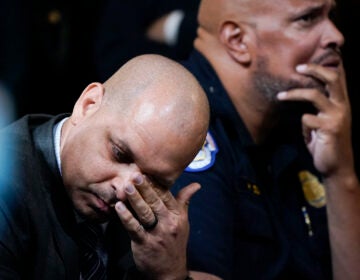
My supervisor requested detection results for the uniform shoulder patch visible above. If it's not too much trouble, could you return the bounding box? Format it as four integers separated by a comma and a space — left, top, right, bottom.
185, 131, 218, 172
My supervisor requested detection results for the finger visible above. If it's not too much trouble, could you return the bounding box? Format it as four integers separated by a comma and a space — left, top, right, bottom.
132, 174, 165, 207
124, 183, 158, 228
301, 114, 322, 146
302, 114, 323, 130
115, 201, 145, 243
132, 173, 168, 215
302, 123, 312, 145
135, 174, 180, 211
296, 63, 337, 83
156, 189, 179, 211
296, 63, 346, 102
176, 183, 201, 207
277, 88, 331, 113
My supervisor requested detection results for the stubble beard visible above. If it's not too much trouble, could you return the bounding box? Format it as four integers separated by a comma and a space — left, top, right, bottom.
251, 56, 326, 122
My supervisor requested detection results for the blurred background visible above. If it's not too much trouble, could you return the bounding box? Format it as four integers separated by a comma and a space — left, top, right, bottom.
0, 0, 359, 171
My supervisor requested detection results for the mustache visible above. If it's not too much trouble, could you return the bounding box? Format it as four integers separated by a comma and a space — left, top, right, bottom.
311, 48, 342, 65
299, 48, 343, 96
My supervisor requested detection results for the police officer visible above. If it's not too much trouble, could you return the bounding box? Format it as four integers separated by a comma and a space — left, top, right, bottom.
172, 0, 360, 279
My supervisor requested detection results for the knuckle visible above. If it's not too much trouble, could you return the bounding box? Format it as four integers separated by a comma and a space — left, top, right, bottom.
146, 194, 159, 206
139, 208, 155, 222
120, 212, 133, 225
160, 191, 173, 204
135, 223, 145, 234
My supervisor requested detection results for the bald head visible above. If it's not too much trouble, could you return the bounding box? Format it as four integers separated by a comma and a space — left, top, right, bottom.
60, 55, 210, 221
102, 54, 208, 131
104, 54, 207, 117
100, 54, 210, 169
64, 54, 210, 196
198, 0, 258, 34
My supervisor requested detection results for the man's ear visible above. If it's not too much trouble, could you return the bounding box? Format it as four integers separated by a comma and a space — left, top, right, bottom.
220, 21, 251, 65
71, 82, 105, 125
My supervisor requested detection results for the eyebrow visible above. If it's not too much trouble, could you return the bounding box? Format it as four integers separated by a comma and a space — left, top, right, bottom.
300, 4, 324, 15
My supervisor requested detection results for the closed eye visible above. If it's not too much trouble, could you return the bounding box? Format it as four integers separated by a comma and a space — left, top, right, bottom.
296, 8, 322, 26
112, 145, 132, 164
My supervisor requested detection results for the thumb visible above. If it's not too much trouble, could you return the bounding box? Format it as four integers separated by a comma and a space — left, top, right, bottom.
176, 182, 201, 207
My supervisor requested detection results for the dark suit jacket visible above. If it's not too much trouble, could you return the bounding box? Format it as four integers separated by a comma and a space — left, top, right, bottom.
0, 114, 134, 279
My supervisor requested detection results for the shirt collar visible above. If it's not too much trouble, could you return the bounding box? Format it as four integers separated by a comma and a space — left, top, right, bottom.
53, 117, 68, 176
185, 50, 255, 149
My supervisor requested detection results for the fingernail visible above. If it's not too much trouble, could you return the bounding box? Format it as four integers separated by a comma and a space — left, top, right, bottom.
115, 201, 126, 212
125, 184, 135, 194
296, 64, 307, 72
277, 91, 287, 99
133, 174, 143, 185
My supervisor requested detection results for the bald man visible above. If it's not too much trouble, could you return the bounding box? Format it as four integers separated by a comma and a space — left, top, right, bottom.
0, 54, 209, 279
172, 0, 360, 279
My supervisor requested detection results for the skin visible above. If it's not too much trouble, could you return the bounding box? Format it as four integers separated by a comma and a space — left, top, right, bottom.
188, 0, 360, 279
59, 54, 210, 279
146, 13, 170, 43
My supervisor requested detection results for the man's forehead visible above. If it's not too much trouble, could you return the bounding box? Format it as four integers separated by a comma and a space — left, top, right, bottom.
287, 0, 336, 7
247, 0, 337, 18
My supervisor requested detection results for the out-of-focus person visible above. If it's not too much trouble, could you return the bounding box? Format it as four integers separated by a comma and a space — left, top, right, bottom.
172, 0, 360, 279
93, 0, 200, 81
0, 0, 102, 119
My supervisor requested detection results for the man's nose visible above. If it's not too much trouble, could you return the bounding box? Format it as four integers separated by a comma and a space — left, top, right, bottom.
111, 163, 142, 200
322, 19, 345, 50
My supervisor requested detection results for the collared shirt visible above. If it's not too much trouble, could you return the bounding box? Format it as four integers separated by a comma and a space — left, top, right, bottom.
53, 117, 108, 279
53, 117, 68, 175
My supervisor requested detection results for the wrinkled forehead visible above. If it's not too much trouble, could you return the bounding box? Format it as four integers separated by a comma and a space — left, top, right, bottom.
231, 0, 336, 12
270, 0, 336, 9
120, 122, 195, 189
229, 0, 337, 26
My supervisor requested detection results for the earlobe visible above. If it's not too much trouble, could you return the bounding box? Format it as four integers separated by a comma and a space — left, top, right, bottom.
71, 82, 105, 124
220, 21, 251, 64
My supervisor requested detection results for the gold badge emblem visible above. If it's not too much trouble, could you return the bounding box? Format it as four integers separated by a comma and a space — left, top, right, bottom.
298, 170, 326, 208
247, 183, 261, 195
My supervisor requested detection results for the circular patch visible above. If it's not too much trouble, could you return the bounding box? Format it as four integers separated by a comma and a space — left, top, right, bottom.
185, 132, 218, 172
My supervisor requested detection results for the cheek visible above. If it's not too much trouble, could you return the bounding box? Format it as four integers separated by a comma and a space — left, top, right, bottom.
84, 160, 119, 184
63, 149, 113, 188
278, 32, 320, 64
259, 29, 318, 65
293, 42, 318, 65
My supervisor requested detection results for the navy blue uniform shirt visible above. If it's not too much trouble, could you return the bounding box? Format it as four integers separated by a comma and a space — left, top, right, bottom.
172, 51, 332, 279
